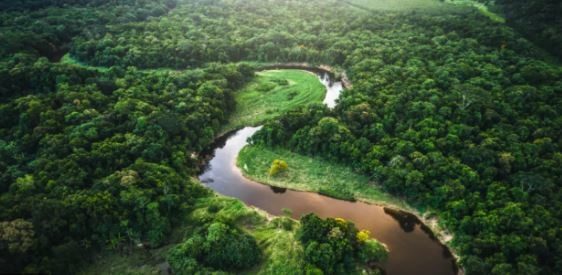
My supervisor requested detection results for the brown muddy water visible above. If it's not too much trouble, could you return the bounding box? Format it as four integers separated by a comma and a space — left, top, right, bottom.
198, 71, 458, 275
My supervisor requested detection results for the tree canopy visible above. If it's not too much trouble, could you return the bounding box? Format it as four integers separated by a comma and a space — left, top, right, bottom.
0, 0, 560, 274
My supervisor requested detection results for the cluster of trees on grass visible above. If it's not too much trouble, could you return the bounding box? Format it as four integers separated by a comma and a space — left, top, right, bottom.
1, 0, 560, 274
299, 214, 387, 274
168, 221, 261, 273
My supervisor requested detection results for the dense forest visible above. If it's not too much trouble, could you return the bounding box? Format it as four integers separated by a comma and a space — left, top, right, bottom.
0, 0, 560, 274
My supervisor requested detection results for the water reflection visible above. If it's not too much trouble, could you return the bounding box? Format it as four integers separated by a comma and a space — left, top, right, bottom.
270, 186, 287, 193
384, 208, 419, 233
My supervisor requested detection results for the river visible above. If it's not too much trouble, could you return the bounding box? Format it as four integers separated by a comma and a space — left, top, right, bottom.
199, 71, 458, 275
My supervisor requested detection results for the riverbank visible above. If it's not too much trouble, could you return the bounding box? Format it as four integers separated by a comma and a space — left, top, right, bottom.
236, 144, 461, 267
238, 144, 406, 207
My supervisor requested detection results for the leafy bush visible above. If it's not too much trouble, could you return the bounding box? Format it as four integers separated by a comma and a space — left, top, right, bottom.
287, 90, 299, 100
271, 79, 290, 86
256, 82, 277, 92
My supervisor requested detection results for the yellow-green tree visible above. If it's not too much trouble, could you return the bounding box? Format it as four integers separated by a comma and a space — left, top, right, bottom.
268, 159, 288, 176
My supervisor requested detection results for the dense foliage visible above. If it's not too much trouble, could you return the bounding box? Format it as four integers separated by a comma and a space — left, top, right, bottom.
0, 59, 255, 272
298, 214, 387, 274
251, 10, 562, 275
69, 0, 356, 69
0, 17, 254, 271
1, 0, 560, 274
168, 221, 261, 273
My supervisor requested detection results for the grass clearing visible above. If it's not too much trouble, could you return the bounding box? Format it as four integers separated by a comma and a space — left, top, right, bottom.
237, 144, 409, 209
222, 69, 326, 133
252, 224, 304, 275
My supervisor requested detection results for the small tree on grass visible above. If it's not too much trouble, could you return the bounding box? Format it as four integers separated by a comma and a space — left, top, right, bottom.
269, 159, 288, 176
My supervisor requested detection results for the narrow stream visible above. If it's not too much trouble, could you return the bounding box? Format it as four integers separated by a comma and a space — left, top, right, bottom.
199, 71, 458, 275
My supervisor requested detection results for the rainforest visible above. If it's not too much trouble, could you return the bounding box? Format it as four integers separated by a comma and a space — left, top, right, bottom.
0, 0, 560, 274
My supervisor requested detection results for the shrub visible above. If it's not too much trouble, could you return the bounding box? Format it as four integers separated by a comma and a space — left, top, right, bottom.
256, 82, 276, 92
287, 90, 298, 100
271, 79, 289, 86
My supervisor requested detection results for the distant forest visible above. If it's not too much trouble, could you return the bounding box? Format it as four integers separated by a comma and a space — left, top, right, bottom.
476, 0, 562, 59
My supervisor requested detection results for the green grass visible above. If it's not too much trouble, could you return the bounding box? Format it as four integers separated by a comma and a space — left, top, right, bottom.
252, 224, 304, 275
222, 69, 326, 133
237, 145, 409, 208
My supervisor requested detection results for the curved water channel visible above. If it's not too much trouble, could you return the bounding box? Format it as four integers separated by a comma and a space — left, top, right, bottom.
199, 71, 458, 275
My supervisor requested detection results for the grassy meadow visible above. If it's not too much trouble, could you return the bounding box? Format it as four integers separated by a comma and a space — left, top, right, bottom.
237, 144, 408, 208
222, 69, 326, 133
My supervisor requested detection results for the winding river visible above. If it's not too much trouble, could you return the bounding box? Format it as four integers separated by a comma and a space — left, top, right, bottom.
199, 71, 458, 275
